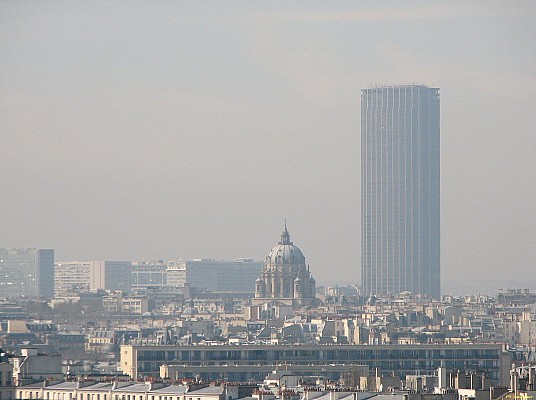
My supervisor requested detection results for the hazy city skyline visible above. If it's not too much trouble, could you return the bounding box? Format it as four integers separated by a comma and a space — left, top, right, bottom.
1, 2, 535, 295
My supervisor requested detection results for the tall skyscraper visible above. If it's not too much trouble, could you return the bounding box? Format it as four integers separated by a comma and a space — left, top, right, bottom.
0, 248, 54, 298
361, 85, 440, 299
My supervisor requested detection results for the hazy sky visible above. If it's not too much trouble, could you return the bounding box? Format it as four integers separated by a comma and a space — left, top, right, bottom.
1, 1, 535, 295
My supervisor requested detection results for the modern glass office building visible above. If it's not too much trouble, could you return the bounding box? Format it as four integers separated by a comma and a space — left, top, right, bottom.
54, 260, 132, 296
0, 248, 54, 298
361, 85, 440, 299
167, 259, 263, 294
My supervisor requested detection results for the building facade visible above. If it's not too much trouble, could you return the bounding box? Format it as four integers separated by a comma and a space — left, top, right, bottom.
11, 348, 62, 386
121, 343, 510, 385
131, 261, 167, 292
17, 381, 190, 400
253, 225, 316, 307
54, 261, 132, 296
0, 349, 14, 400
0, 248, 54, 298
54, 261, 92, 296
166, 259, 263, 294
165, 261, 186, 287
361, 85, 440, 299
102, 293, 149, 314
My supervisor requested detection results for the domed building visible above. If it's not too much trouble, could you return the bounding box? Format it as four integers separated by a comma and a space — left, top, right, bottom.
253, 224, 316, 307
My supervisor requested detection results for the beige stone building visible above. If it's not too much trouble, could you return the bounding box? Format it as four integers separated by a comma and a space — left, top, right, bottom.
17, 381, 188, 400
102, 293, 149, 314
16, 381, 245, 400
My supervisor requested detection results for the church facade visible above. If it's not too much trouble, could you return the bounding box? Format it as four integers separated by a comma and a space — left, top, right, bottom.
253, 224, 316, 307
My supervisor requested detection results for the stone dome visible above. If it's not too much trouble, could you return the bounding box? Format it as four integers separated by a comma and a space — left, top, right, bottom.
265, 225, 306, 266
254, 223, 317, 306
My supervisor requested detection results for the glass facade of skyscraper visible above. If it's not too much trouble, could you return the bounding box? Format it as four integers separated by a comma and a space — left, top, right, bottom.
361, 85, 440, 299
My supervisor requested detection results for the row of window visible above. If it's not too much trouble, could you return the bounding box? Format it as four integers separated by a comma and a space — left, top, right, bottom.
19, 392, 183, 400
137, 348, 499, 362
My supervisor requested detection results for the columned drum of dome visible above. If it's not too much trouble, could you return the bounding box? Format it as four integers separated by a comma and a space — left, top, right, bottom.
253, 224, 316, 307
361, 85, 440, 299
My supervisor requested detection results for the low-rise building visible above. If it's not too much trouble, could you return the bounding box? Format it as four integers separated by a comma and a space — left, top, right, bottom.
122, 343, 511, 385
16, 381, 249, 400
17, 381, 188, 400
102, 293, 149, 314
0, 349, 14, 400
11, 348, 62, 386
